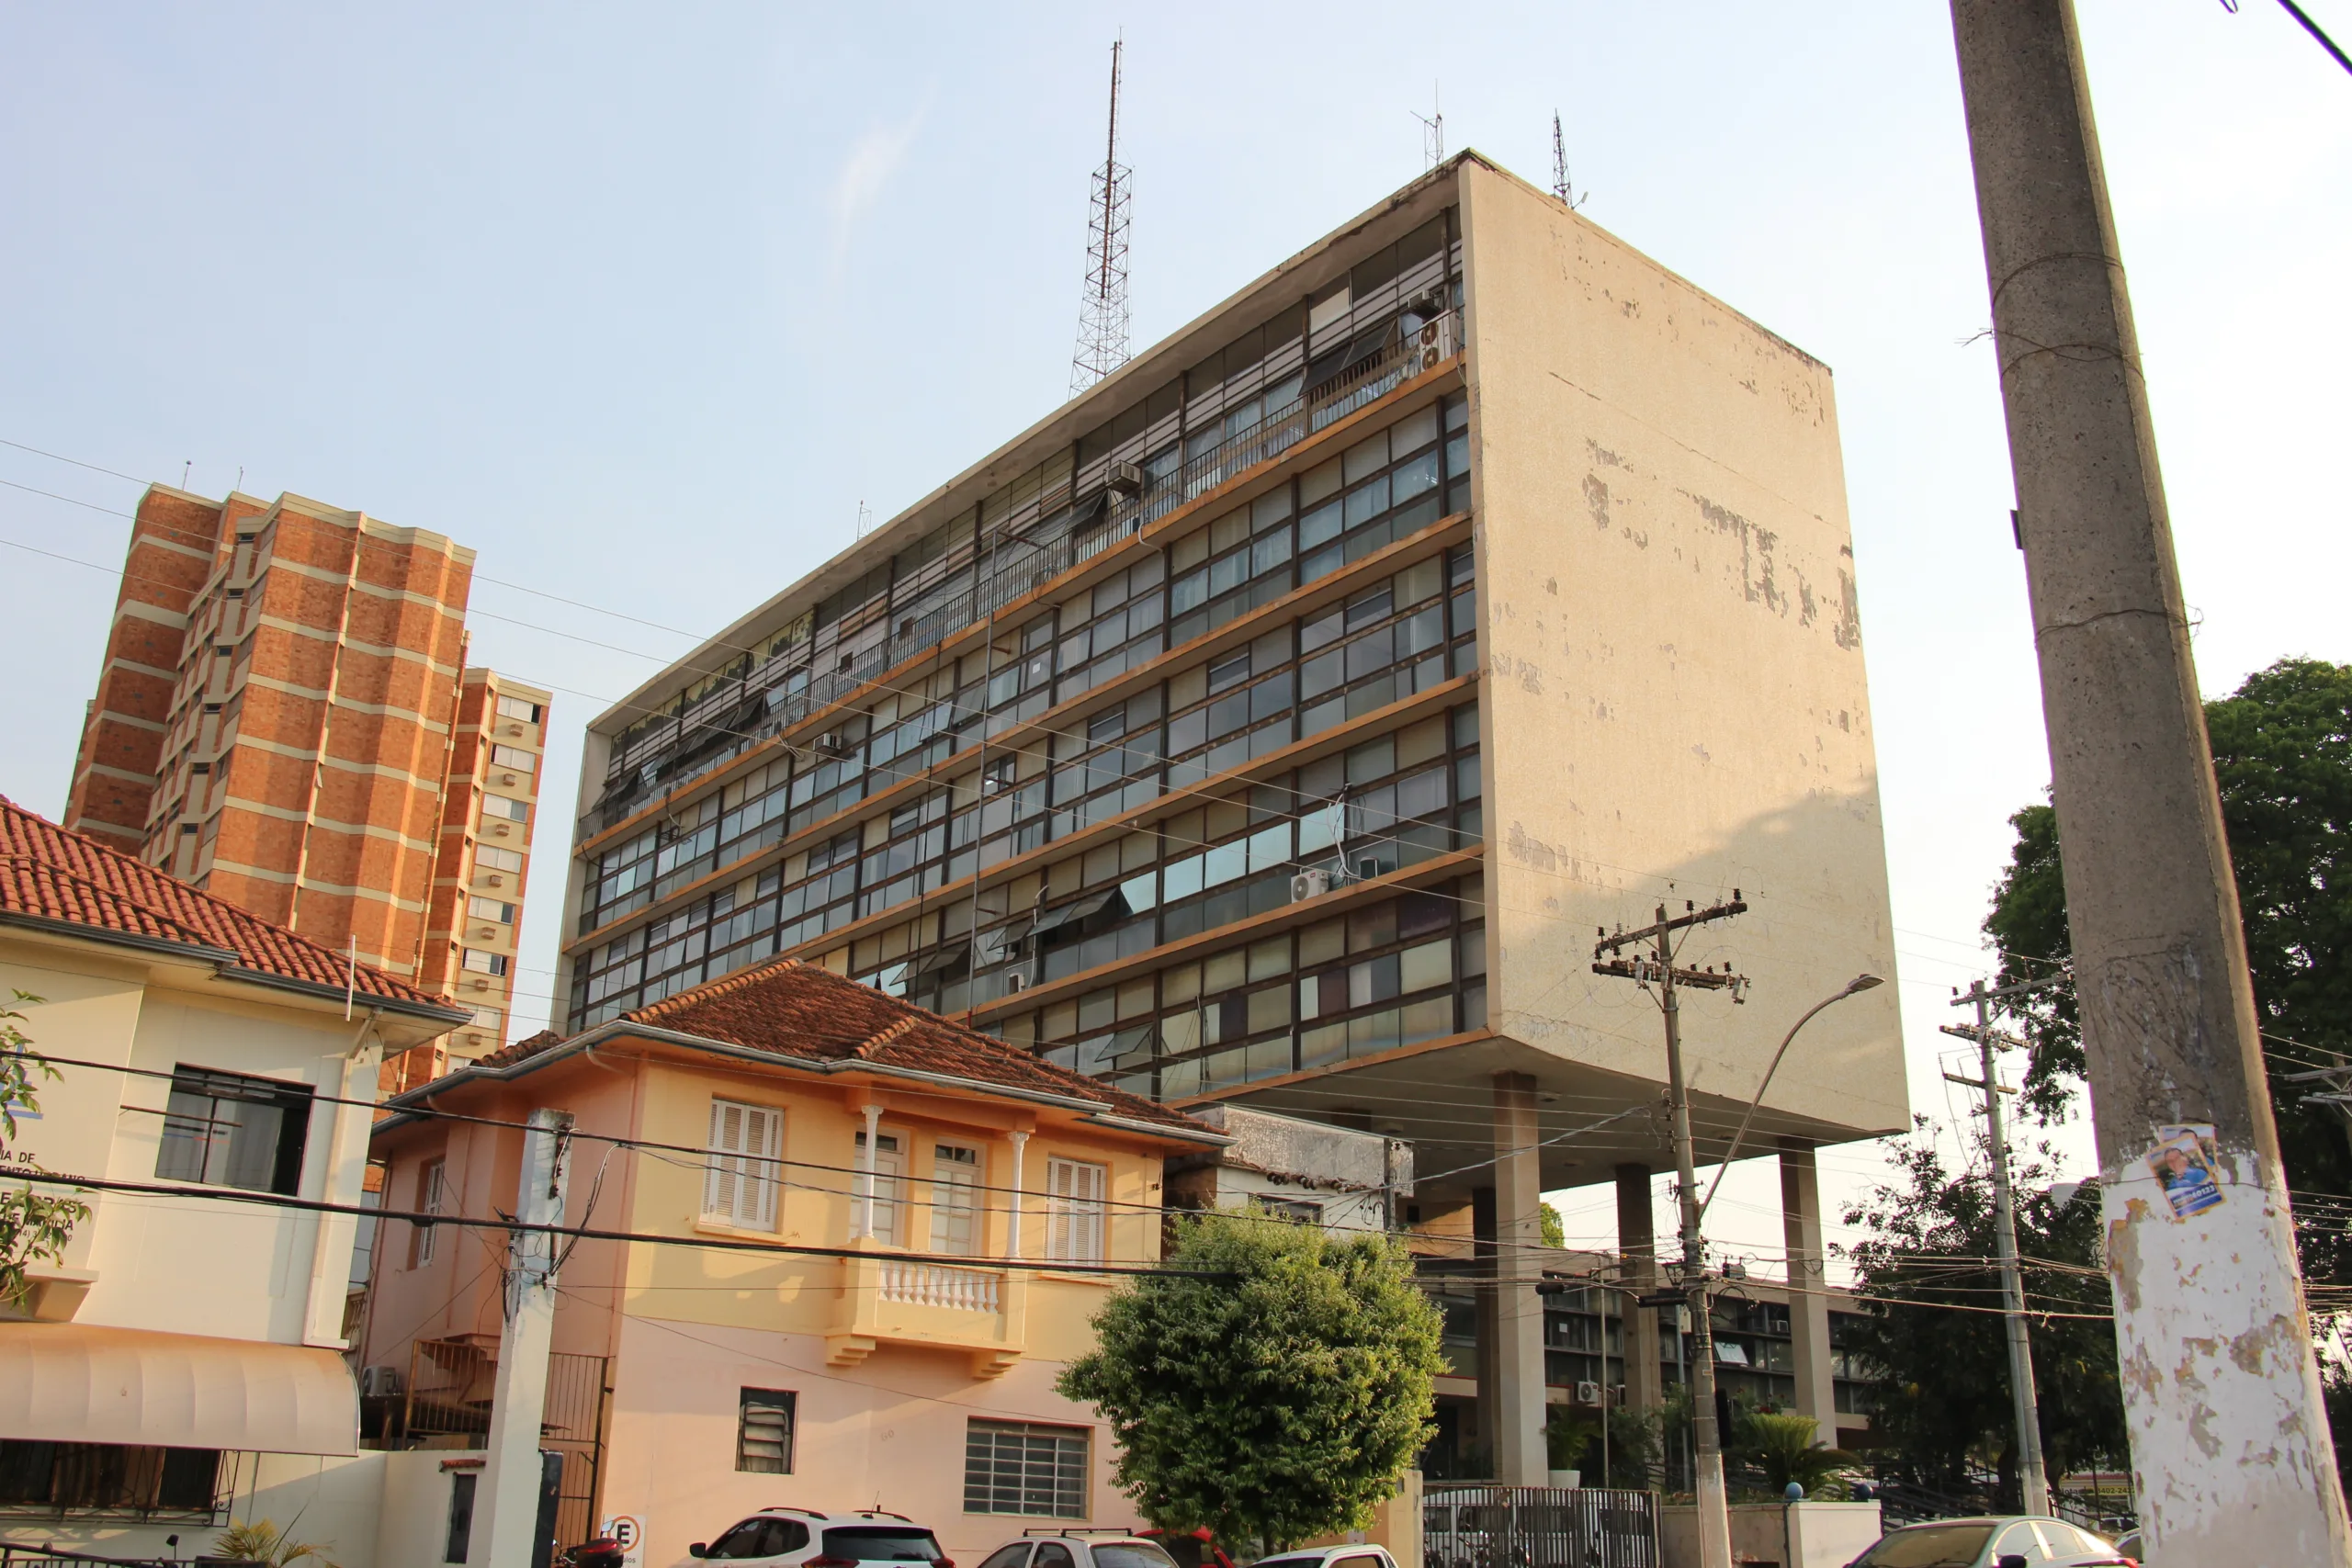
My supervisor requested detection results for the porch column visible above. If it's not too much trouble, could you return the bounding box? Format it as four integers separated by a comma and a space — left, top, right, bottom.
854, 1104, 882, 1240
1779, 1139, 1838, 1431
1615, 1163, 1665, 1416
1490, 1071, 1548, 1487
1004, 1130, 1029, 1260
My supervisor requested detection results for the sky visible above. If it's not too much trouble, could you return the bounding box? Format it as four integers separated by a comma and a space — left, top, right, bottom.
3, 2, 2346, 1282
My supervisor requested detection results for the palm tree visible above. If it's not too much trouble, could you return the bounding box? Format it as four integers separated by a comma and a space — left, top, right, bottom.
1740, 1412, 1860, 1496
211, 1518, 340, 1568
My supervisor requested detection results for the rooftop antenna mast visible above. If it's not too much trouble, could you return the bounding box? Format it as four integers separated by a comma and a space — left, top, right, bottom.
1069, 37, 1133, 397
1415, 84, 1444, 171
1552, 111, 1587, 209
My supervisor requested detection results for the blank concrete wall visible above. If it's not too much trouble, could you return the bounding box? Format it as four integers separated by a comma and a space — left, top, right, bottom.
1457, 158, 1905, 1142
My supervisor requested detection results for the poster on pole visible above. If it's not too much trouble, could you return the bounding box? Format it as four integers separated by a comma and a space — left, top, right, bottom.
2144, 1123, 2224, 1220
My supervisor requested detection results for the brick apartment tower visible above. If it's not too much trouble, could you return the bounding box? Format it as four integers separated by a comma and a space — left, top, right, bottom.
62, 485, 548, 1071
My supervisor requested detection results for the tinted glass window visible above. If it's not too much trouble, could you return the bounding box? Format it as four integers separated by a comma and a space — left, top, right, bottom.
822, 1529, 944, 1562
1035, 1548, 1077, 1568
707, 1522, 772, 1561
1856, 1525, 1997, 1568
1093, 1547, 1179, 1568
978, 1549, 1033, 1568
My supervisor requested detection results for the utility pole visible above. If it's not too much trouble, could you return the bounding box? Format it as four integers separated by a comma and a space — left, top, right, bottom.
1939, 976, 2063, 1517
479, 1108, 574, 1568
1948, 5, 2349, 1558
1595, 897, 1747, 1568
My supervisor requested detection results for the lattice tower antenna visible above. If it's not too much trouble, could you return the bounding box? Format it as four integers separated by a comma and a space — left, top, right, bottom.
1552, 110, 1587, 210
1414, 84, 1444, 171
1069, 38, 1133, 398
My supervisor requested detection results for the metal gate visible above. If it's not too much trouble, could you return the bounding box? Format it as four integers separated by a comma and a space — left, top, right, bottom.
401, 1337, 611, 1549
1424, 1486, 1660, 1568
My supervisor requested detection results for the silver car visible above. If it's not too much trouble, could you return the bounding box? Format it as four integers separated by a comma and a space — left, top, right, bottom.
1846, 1516, 2133, 1567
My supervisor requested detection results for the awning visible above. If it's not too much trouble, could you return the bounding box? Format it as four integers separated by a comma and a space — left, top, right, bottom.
0, 1321, 358, 1455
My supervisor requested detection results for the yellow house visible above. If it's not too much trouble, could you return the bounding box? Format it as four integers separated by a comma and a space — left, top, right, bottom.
355, 956, 1225, 1567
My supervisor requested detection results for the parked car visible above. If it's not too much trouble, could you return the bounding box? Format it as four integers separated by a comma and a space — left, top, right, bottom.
1846, 1516, 2134, 1568
1251, 1548, 1402, 1568
974, 1534, 1180, 1568
687, 1507, 951, 1566
1134, 1527, 1236, 1568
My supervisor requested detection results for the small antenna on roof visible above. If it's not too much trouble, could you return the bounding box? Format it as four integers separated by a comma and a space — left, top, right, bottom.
855, 499, 875, 538
1414, 84, 1444, 171
345, 934, 357, 1021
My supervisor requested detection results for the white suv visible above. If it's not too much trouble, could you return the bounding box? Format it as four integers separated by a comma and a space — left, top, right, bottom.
973, 1534, 1180, 1568
688, 1508, 949, 1567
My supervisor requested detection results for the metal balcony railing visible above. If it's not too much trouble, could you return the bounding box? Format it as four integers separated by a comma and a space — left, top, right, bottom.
582, 311, 1460, 839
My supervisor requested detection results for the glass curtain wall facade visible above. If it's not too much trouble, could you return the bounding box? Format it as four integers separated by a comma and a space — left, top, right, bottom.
565, 210, 1478, 1105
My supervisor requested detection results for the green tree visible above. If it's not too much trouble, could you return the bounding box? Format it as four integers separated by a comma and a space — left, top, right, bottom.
1540, 1202, 1566, 1248
1058, 1210, 1444, 1552
1839, 1124, 2124, 1507
1985, 659, 2352, 1266
1545, 1403, 1660, 1490
2, 992, 88, 1311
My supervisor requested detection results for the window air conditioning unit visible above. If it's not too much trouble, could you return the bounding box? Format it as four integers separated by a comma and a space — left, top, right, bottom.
1106, 460, 1147, 497
359, 1365, 403, 1397
1576, 1381, 1603, 1406
815, 732, 846, 754
1356, 857, 1381, 882
1289, 870, 1330, 904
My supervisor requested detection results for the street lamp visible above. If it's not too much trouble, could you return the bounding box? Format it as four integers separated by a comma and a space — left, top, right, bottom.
1697, 974, 1883, 1224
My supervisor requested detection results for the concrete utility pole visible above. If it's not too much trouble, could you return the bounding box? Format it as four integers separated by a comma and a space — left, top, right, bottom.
1595, 898, 1747, 1568
1939, 979, 2059, 1517
479, 1108, 574, 1568
1948, 4, 2350, 1557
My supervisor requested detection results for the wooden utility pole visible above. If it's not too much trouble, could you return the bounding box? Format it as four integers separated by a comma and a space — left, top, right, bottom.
1595, 897, 1747, 1568
1948, 4, 2348, 1557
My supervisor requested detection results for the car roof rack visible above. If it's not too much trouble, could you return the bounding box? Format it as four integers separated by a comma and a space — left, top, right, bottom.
764, 1508, 831, 1520
1021, 1529, 1145, 1538
854, 1511, 915, 1523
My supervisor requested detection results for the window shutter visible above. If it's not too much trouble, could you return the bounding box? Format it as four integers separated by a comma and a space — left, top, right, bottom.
707, 1100, 743, 1218
746, 1105, 781, 1229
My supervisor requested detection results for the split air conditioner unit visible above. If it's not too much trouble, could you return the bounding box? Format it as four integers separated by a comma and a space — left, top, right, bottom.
358, 1365, 403, 1398
1107, 460, 1147, 497
1289, 870, 1330, 904
1576, 1381, 1603, 1407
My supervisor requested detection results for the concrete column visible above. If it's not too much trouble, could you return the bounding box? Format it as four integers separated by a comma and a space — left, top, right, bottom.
476, 1109, 571, 1568
1004, 1130, 1028, 1260
1777, 1140, 1838, 1432
1614, 1164, 1664, 1416
1491, 1071, 1548, 1487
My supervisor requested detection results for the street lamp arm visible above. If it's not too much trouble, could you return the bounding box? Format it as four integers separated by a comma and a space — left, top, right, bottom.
1696, 975, 1881, 1225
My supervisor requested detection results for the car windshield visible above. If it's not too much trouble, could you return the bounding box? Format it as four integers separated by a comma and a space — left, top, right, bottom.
1093, 1547, 1177, 1568
821, 1529, 944, 1562
1855, 1523, 1997, 1568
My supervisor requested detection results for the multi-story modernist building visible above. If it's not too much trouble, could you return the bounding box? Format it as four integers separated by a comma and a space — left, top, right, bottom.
61, 488, 548, 1067
554, 153, 1907, 1483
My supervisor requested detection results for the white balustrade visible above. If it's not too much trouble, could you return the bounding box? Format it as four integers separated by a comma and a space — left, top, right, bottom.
878, 1258, 1002, 1313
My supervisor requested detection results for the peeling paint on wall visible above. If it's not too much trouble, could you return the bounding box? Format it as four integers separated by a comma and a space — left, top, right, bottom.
1582, 473, 1611, 531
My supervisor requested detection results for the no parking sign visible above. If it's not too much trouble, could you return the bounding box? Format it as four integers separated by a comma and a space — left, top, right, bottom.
600, 1514, 645, 1568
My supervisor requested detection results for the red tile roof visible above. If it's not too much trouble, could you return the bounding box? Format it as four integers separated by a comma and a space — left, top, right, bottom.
0, 795, 458, 1014
472, 955, 1209, 1135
